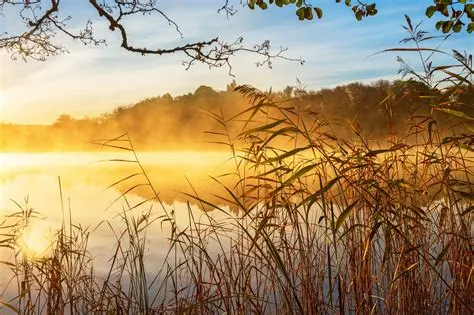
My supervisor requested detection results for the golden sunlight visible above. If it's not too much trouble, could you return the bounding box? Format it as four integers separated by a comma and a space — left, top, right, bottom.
1, 153, 38, 169
17, 223, 51, 258
0, 89, 5, 107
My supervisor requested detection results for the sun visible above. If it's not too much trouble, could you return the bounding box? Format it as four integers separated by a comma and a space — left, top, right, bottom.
17, 223, 51, 258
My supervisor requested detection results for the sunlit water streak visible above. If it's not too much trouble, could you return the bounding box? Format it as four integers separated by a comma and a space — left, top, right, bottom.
0, 151, 232, 168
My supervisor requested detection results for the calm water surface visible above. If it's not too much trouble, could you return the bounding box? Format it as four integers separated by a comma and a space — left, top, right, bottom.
0, 151, 234, 296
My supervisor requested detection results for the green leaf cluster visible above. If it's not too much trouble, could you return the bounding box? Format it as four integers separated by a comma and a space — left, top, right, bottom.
248, 0, 377, 21
247, 0, 473, 33
425, 0, 474, 33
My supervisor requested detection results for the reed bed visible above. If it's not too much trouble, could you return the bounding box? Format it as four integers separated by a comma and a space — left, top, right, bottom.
1, 85, 472, 314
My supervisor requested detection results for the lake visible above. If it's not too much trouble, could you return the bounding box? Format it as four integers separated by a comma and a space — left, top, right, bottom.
0, 151, 236, 302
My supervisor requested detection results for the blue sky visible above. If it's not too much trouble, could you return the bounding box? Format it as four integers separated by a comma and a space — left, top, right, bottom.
0, 0, 472, 124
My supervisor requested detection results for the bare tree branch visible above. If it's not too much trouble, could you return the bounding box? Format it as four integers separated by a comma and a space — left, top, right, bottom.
87, 0, 303, 74
1, 0, 304, 73
1, 0, 104, 60
217, 0, 237, 19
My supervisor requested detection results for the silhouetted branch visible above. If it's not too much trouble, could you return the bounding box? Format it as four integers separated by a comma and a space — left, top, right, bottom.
217, 0, 237, 19
0, 0, 104, 60
1, 0, 304, 72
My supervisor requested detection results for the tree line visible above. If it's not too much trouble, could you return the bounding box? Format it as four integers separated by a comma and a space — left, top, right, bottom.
1, 79, 472, 152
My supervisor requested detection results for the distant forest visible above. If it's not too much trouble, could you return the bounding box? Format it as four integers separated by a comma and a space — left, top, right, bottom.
2, 80, 472, 152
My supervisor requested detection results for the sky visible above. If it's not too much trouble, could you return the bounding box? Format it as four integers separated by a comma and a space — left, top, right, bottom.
0, 0, 472, 124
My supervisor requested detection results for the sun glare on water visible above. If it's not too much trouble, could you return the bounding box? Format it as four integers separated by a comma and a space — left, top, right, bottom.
17, 224, 51, 258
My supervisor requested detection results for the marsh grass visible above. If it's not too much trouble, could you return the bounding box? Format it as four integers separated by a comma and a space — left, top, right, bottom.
1, 19, 473, 313
1, 88, 472, 313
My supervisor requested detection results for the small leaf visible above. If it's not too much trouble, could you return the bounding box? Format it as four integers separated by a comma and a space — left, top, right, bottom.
435, 20, 444, 30
442, 7, 449, 17
249, 0, 255, 10
318, 215, 325, 224
435, 241, 452, 266
300, 176, 342, 209
443, 69, 471, 84
0, 301, 19, 313
461, 205, 474, 216
455, 190, 474, 201
274, 163, 317, 193
425, 6, 436, 18
314, 7, 323, 19
459, 143, 474, 152
241, 119, 286, 136
304, 6, 313, 20
362, 220, 383, 261
364, 143, 406, 157
435, 107, 474, 120
263, 145, 312, 164
452, 21, 463, 33
442, 21, 453, 33
335, 200, 358, 233
296, 7, 305, 20
404, 14, 413, 31
467, 22, 474, 33
391, 262, 418, 283
0, 260, 16, 267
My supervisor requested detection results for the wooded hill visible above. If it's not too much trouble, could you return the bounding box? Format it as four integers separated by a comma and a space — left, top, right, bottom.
1, 80, 472, 152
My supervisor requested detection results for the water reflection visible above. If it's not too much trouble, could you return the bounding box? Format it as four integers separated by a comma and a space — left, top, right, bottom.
1, 151, 235, 205
0, 151, 235, 302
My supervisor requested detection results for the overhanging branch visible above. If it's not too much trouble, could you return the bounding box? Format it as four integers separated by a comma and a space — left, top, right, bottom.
1, 0, 304, 72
